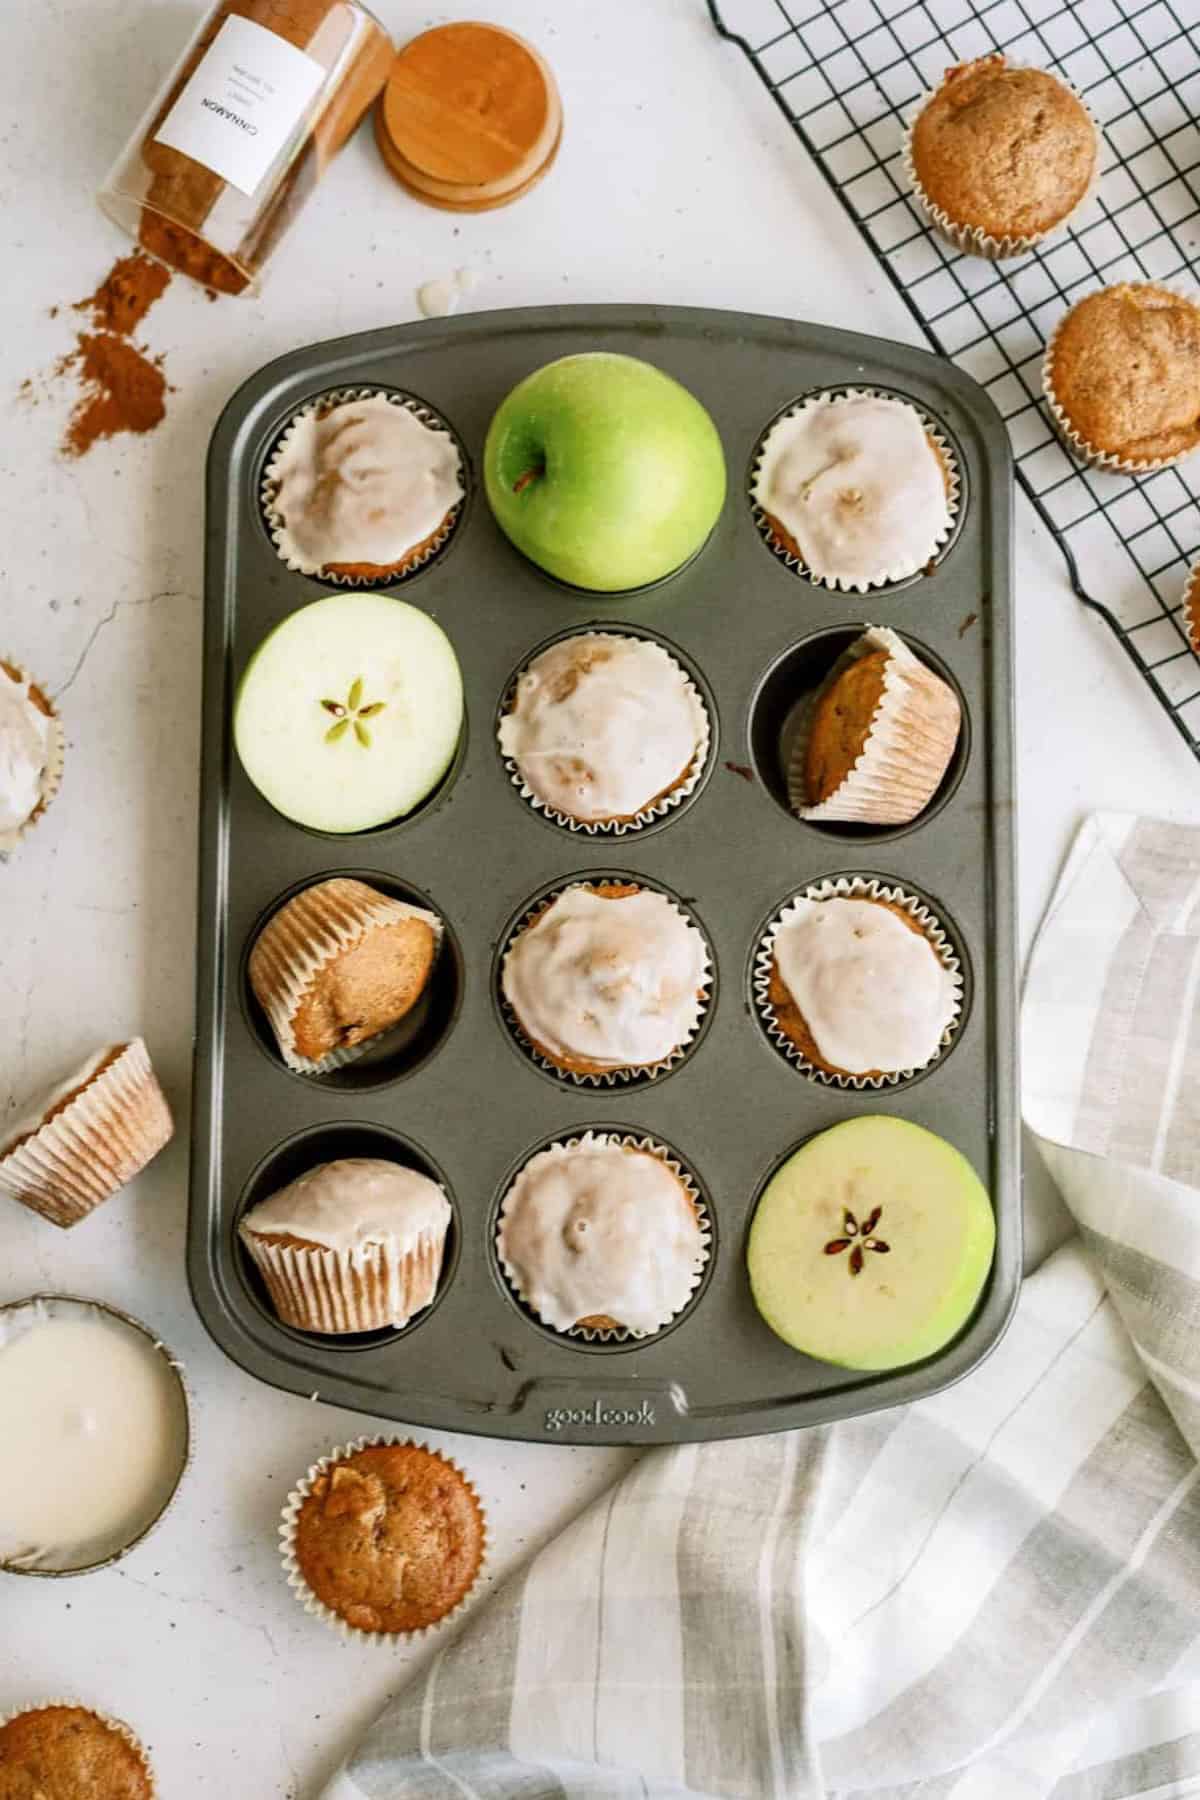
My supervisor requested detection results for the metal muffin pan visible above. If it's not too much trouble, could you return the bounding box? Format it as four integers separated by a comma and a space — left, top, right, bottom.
190, 303, 1018, 1445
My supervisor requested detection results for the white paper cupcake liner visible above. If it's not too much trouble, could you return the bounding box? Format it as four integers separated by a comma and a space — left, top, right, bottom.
261, 387, 465, 585
498, 882, 712, 1086
0, 1038, 173, 1228
279, 1436, 488, 1642
0, 1699, 156, 1793
240, 1220, 448, 1334
1183, 562, 1200, 657
496, 1131, 710, 1343
750, 390, 961, 591
754, 876, 964, 1088
248, 877, 445, 1076
497, 632, 712, 835
786, 625, 962, 825
903, 55, 1104, 261
1042, 283, 1200, 473
0, 658, 65, 858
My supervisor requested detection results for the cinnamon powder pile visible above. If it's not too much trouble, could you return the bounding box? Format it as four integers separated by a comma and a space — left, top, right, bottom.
45, 252, 174, 458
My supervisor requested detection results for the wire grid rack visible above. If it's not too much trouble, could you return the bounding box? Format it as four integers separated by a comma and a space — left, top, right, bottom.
708, 0, 1200, 757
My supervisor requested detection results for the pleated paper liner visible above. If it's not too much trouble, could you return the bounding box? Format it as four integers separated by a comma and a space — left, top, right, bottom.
786, 625, 962, 826
1042, 283, 1200, 474
239, 1217, 449, 1336
749, 389, 961, 591
495, 1131, 711, 1344
753, 876, 964, 1089
247, 877, 446, 1077
0, 1038, 173, 1228
0, 1700, 157, 1794
497, 631, 712, 836
497, 880, 713, 1086
0, 658, 65, 858
1184, 562, 1200, 657
279, 1436, 488, 1642
903, 55, 1103, 261
260, 386, 466, 587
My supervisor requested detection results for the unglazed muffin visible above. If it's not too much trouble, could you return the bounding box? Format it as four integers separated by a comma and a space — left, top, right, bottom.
1044, 283, 1200, 471
281, 1439, 486, 1636
248, 876, 443, 1073
0, 658, 65, 855
264, 392, 464, 582
752, 393, 955, 590
0, 1039, 173, 1228
501, 882, 709, 1078
0, 1703, 154, 1798
907, 55, 1098, 256
788, 626, 961, 825
239, 1158, 451, 1334
759, 886, 961, 1081
498, 632, 709, 829
496, 1132, 707, 1336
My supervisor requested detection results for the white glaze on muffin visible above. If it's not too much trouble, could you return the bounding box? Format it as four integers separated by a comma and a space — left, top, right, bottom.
240, 1158, 450, 1259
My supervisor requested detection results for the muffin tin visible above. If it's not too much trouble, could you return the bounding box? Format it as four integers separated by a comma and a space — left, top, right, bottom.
190, 303, 1018, 1444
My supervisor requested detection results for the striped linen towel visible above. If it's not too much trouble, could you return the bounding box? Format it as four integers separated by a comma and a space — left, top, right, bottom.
327, 813, 1200, 1800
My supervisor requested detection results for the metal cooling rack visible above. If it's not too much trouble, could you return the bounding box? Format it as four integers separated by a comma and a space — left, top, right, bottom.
708, 0, 1200, 757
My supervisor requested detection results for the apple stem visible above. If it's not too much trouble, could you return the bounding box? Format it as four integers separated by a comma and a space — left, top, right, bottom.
512, 464, 543, 496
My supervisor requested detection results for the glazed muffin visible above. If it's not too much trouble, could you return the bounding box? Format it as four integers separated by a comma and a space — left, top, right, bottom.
282, 1439, 486, 1636
248, 877, 443, 1073
760, 887, 961, 1081
752, 393, 955, 590
264, 393, 464, 582
0, 1703, 154, 1798
0, 1039, 173, 1228
497, 1133, 707, 1336
0, 658, 65, 855
1044, 283, 1200, 471
239, 1157, 451, 1334
788, 626, 961, 826
501, 882, 709, 1078
907, 55, 1098, 257
498, 632, 709, 828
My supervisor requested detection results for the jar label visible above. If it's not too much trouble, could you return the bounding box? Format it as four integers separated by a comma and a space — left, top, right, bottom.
153, 14, 325, 199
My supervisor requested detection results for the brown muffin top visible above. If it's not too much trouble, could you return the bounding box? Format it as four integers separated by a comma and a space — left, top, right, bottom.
911, 56, 1095, 240
294, 1443, 485, 1634
768, 897, 930, 1078
1048, 283, 1200, 464
804, 649, 888, 806
0, 1705, 152, 1799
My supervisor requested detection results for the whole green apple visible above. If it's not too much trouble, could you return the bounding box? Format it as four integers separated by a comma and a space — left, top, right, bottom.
484, 352, 727, 591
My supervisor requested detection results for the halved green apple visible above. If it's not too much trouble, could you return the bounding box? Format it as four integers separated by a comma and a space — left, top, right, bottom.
233, 593, 463, 833
747, 1116, 995, 1372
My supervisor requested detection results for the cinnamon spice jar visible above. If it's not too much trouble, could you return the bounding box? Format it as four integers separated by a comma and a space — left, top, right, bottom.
98, 0, 393, 296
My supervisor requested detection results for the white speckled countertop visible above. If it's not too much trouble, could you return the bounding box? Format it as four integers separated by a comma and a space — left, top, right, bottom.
2, 2, 1199, 1793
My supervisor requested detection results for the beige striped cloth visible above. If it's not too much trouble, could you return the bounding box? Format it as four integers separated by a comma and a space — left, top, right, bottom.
327, 814, 1200, 1800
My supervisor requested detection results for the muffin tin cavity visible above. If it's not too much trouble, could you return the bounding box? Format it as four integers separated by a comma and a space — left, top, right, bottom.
748, 625, 970, 840
233, 1122, 459, 1352
488, 1126, 715, 1353
493, 871, 717, 1089
240, 870, 464, 1091
495, 623, 717, 838
747, 387, 967, 593
258, 385, 471, 591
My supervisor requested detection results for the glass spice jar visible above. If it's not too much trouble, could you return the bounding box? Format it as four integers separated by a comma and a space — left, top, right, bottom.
98, 0, 394, 296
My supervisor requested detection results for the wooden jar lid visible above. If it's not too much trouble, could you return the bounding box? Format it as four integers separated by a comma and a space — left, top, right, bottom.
375, 22, 562, 212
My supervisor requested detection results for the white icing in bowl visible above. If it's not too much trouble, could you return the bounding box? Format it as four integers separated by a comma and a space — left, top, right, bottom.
0, 668, 53, 835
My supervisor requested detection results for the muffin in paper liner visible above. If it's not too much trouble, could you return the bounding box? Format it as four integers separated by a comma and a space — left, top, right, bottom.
247, 876, 446, 1076
1042, 283, 1200, 475
260, 386, 466, 586
786, 626, 962, 826
498, 880, 713, 1086
497, 631, 713, 836
0, 1699, 156, 1794
753, 876, 964, 1088
495, 1131, 711, 1343
0, 1038, 173, 1228
279, 1435, 488, 1642
749, 389, 961, 592
0, 657, 66, 858
902, 55, 1103, 262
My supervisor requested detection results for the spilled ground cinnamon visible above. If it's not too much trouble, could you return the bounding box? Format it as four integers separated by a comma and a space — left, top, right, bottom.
75, 252, 170, 337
